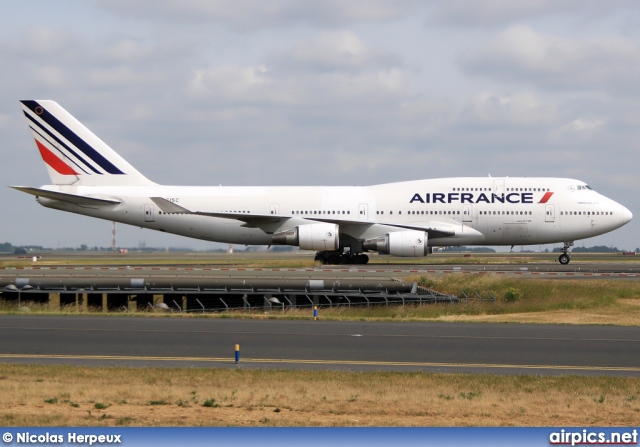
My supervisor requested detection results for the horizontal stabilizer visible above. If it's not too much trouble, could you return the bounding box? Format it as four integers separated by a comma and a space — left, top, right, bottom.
10, 186, 121, 206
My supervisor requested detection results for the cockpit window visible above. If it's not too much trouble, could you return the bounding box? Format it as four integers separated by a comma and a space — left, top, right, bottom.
577, 185, 593, 191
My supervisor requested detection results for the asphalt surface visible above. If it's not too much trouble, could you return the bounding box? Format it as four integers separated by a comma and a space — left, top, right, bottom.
0, 315, 639, 376
2, 261, 640, 284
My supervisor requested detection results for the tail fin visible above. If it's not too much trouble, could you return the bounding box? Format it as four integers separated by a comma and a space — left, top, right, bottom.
20, 100, 155, 186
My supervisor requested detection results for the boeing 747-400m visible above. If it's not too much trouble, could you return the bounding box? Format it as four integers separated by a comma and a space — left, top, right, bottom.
11, 100, 632, 265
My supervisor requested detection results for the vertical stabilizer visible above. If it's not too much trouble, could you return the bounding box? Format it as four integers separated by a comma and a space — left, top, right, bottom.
20, 100, 155, 186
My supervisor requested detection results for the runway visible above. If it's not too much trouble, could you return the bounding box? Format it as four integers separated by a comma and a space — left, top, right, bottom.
1, 315, 639, 376
4, 261, 640, 282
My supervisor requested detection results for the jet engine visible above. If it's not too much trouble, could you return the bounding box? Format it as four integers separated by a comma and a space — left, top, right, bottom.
272, 223, 340, 251
363, 230, 429, 257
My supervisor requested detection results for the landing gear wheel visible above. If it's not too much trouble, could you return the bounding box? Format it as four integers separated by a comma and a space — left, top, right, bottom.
558, 241, 573, 265
345, 254, 370, 265
316, 250, 369, 265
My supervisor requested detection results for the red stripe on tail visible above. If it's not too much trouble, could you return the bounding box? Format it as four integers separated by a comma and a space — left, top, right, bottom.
35, 139, 78, 175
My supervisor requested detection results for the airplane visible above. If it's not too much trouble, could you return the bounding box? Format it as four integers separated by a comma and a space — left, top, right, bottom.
11, 100, 633, 265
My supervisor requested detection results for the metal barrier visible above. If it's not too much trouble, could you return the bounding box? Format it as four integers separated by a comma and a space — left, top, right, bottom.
0, 275, 459, 313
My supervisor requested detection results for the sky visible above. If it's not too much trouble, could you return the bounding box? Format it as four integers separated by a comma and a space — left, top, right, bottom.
1, 0, 638, 251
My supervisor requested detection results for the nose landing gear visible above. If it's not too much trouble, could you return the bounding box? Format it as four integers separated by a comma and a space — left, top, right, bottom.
558, 241, 574, 265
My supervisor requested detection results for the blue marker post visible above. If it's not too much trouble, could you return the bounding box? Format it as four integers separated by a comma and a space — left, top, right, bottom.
313, 306, 318, 321
235, 344, 240, 364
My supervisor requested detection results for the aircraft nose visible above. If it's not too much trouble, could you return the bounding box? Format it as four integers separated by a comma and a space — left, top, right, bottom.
622, 206, 633, 224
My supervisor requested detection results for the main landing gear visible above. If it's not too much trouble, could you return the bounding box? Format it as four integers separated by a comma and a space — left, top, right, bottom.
558, 241, 574, 265
315, 250, 369, 265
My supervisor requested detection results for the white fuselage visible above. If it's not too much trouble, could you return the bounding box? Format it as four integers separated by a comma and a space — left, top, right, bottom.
37, 177, 632, 248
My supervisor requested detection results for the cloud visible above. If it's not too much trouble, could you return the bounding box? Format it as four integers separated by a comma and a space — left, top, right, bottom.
97, 0, 423, 29
425, 0, 585, 28
4, 27, 78, 58
0, 27, 193, 98
103, 37, 156, 63
457, 25, 640, 96
552, 118, 606, 140
460, 92, 558, 130
188, 65, 278, 105
269, 30, 400, 73
188, 31, 407, 108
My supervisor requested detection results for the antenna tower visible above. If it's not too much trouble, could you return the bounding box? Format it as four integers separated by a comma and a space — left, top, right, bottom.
112, 222, 117, 252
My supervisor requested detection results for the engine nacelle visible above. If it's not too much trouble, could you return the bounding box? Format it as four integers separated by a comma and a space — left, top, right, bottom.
363, 230, 429, 257
272, 223, 340, 251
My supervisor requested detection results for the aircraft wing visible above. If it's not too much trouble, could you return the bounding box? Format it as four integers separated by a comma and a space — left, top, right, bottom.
11, 186, 121, 206
150, 197, 288, 226
151, 197, 456, 238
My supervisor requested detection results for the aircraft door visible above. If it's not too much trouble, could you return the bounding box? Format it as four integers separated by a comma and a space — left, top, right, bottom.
358, 203, 368, 221
270, 204, 279, 215
462, 205, 473, 223
144, 204, 155, 222
545, 204, 555, 223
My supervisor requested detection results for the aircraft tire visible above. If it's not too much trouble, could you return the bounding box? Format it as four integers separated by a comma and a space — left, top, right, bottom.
558, 254, 570, 265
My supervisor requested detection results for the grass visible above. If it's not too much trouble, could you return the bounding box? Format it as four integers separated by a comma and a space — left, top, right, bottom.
269, 275, 640, 325
0, 363, 638, 426
409, 274, 640, 324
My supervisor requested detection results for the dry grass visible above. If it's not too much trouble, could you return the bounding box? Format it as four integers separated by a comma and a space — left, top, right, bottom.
243, 275, 640, 325
1, 364, 639, 427
407, 274, 640, 324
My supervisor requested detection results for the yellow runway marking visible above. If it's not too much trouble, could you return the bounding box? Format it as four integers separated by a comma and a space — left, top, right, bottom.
0, 353, 639, 373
